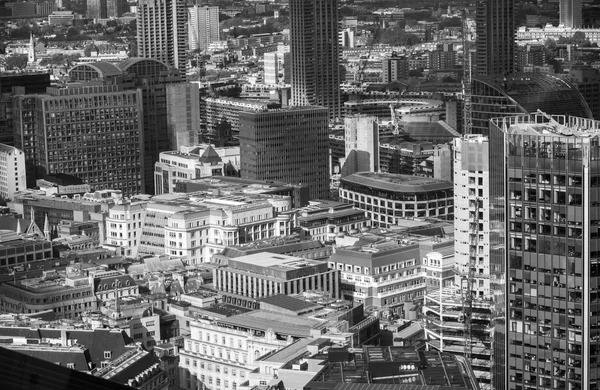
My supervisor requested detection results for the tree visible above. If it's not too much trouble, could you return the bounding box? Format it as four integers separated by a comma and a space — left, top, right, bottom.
378, 27, 421, 46
5, 55, 28, 70
106, 20, 118, 28
84, 44, 97, 57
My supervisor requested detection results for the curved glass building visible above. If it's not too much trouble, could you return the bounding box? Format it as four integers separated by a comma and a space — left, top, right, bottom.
471, 73, 593, 136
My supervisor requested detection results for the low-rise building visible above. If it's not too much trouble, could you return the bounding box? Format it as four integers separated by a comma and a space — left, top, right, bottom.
0, 144, 26, 201
339, 172, 454, 228
154, 145, 241, 195
285, 200, 370, 242
0, 230, 53, 275
0, 271, 96, 318
212, 252, 340, 302
105, 202, 146, 258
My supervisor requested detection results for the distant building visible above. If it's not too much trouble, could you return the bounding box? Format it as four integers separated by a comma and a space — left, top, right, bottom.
137, 0, 187, 72
87, 0, 107, 19
290, 0, 341, 119
48, 10, 74, 25
381, 53, 408, 83
0, 144, 25, 200
475, 0, 515, 76
342, 115, 379, 176
339, 172, 454, 228
560, 0, 582, 28
239, 106, 330, 200
188, 5, 220, 51
0, 230, 52, 275
166, 83, 201, 149
263, 50, 290, 85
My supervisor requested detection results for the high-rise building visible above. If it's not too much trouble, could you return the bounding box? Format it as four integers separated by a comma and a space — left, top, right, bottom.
489, 112, 600, 390
475, 0, 515, 76
12, 85, 144, 195
289, 0, 341, 120
453, 135, 490, 298
87, 0, 107, 19
69, 59, 185, 194
263, 50, 290, 85
188, 5, 220, 51
0, 144, 25, 200
239, 106, 329, 200
341, 115, 379, 176
137, 0, 187, 73
560, 0, 582, 28
166, 83, 200, 149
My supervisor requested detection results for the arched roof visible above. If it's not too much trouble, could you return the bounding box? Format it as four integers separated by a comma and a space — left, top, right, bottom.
69, 61, 122, 79
116, 57, 170, 73
472, 73, 593, 119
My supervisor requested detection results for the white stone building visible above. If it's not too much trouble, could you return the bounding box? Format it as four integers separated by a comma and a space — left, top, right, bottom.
0, 144, 26, 200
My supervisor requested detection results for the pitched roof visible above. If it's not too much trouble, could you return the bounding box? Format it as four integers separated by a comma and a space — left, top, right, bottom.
5, 345, 93, 372
199, 145, 222, 164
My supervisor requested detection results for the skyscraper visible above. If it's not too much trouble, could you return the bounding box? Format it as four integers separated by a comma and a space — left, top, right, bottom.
560, 0, 582, 28
341, 115, 379, 176
239, 106, 329, 200
188, 5, 220, 51
289, 0, 341, 120
137, 0, 187, 73
475, 0, 515, 76
489, 112, 600, 390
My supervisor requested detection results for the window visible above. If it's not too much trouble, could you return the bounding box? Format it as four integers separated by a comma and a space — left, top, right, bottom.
67, 363, 75, 369
146, 321, 155, 326
147, 331, 155, 337
104, 351, 112, 359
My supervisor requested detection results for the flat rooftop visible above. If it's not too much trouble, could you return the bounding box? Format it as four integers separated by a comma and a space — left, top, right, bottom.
341, 172, 452, 193
215, 310, 326, 338
230, 252, 322, 270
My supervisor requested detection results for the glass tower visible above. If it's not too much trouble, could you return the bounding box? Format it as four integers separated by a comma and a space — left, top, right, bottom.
490, 113, 600, 390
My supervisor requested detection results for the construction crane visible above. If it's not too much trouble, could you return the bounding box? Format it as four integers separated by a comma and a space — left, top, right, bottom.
461, 9, 472, 134
462, 197, 479, 361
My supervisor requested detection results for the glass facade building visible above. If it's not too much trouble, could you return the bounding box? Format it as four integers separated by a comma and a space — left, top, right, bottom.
471, 73, 593, 136
490, 113, 600, 390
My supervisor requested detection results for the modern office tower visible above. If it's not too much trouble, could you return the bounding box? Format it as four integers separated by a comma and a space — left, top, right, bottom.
0, 144, 25, 200
470, 73, 593, 136
453, 135, 490, 298
137, 0, 187, 72
560, 0, 582, 28
87, 0, 107, 19
69, 59, 184, 194
381, 53, 409, 83
289, 0, 341, 120
202, 97, 281, 146
166, 83, 200, 149
489, 112, 600, 390
475, 0, 515, 76
188, 5, 220, 51
239, 106, 329, 200
341, 115, 379, 176
106, 0, 126, 17
12, 85, 144, 195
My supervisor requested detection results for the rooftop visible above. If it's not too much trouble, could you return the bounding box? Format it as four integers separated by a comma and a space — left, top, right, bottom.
259, 294, 322, 314
229, 252, 323, 270
340, 172, 452, 193
215, 310, 326, 338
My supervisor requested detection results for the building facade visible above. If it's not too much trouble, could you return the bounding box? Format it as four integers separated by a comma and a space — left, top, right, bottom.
137, 0, 187, 72
475, 0, 515, 76
0, 144, 25, 200
453, 135, 491, 298
166, 83, 200, 149
188, 5, 220, 51
560, 0, 582, 28
239, 106, 330, 200
342, 115, 379, 176
12, 85, 144, 195
339, 172, 454, 228
489, 113, 600, 390
289, 0, 341, 119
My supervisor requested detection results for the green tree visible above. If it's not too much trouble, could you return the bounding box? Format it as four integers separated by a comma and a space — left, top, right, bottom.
378, 27, 421, 46
5, 55, 28, 70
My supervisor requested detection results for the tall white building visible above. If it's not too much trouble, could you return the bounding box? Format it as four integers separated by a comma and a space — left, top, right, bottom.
0, 144, 26, 201
263, 49, 290, 85
560, 0, 582, 28
453, 135, 490, 298
341, 115, 379, 176
188, 5, 220, 51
